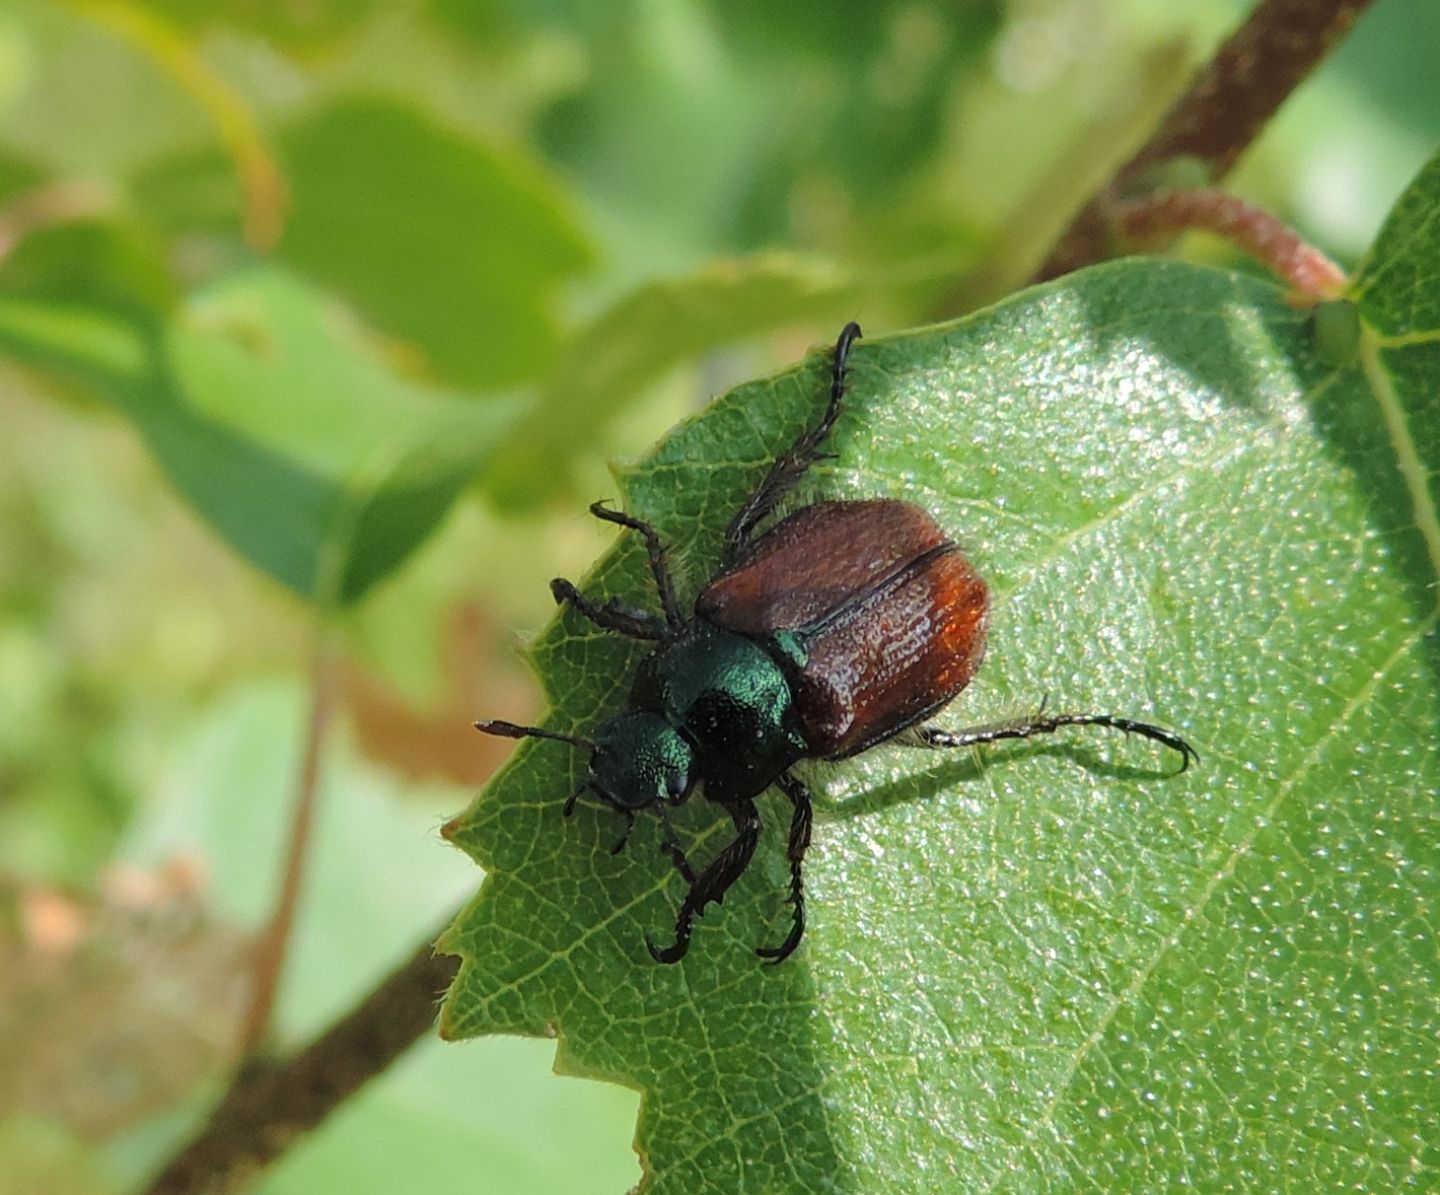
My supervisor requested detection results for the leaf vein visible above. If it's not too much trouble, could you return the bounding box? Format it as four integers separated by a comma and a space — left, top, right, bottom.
977, 609, 1438, 1192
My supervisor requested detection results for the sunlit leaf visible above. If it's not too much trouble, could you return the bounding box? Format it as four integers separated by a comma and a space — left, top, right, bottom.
440, 151, 1440, 1192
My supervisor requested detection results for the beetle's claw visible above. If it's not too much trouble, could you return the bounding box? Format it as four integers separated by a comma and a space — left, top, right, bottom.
645, 934, 686, 965
1173, 738, 1200, 774
755, 920, 804, 965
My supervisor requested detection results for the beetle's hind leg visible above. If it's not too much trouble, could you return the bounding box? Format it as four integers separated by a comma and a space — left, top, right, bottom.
911, 704, 1198, 773
721, 322, 862, 567
756, 772, 814, 964
646, 801, 761, 964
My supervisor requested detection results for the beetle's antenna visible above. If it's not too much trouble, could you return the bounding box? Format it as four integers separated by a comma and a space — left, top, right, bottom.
474, 719, 594, 752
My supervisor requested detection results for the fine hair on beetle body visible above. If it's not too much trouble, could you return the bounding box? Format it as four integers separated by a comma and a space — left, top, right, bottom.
478, 323, 1197, 965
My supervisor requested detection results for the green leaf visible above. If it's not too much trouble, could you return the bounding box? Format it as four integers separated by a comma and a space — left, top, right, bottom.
0, 142, 46, 204
278, 95, 594, 390
482, 253, 869, 509
527, 2, 999, 255
134, 0, 379, 52
0, 265, 519, 603
439, 156, 1440, 1190
0, 218, 178, 316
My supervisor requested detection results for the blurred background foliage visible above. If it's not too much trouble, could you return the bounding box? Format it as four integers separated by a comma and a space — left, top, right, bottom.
0, 0, 1434, 1190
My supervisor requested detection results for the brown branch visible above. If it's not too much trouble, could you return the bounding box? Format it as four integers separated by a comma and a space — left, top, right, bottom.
1035, 0, 1378, 282
239, 631, 340, 1059
144, 928, 460, 1195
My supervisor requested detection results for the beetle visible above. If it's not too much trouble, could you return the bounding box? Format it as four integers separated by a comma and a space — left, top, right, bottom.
478, 323, 1197, 964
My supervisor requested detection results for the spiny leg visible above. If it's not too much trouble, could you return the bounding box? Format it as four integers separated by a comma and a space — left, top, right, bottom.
912, 708, 1198, 773
646, 801, 762, 964
588, 501, 684, 631
550, 577, 671, 641
721, 322, 862, 567
655, 806, 698, 885
756, 771, 814, 963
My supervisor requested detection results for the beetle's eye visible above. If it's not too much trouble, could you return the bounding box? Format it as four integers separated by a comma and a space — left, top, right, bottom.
666, 772, 687, 799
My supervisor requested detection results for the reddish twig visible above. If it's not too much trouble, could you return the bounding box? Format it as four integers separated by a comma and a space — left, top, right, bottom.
1116, 187, 1347, 303
238, 631, 340, 1060
1035, 0, 1378, 281
144, 929, 459, 1195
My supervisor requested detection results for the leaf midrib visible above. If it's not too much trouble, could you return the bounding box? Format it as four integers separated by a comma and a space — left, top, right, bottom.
1358, 322, 1440, 611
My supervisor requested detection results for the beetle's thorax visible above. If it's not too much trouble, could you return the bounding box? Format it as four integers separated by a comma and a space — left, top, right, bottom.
630, 624, 806, 804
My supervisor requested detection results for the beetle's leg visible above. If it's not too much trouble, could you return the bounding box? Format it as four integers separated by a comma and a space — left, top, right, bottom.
588, 502, 685, 631
608, 809, 637, 855
912, 708, 1198, 773
550, 577, 671, 641
756, 772, 814, 963
721, 322, 862, 568
646, 801, 761, 964
655, 807, 697, 885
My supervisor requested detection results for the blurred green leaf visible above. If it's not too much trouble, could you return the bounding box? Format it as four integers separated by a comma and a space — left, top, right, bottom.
134, 0, 379, 52
0, 143, 45, 203
0, 218, 177, 316
256, 1037, 639, 1195
0, 264, 520, 603
440, 151, 1440, 1191
709, 0, 1002, 210
530, 1, 999, 257
129, 144, 244, 242
484, 253, 870, 509
1332, 0, 1440, 138
109, 676, 640, 1194
278, 95, 594, 390
0, 1116, 115, 1195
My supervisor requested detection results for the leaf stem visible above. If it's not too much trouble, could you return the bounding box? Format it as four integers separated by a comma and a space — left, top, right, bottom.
71, 0, 288, 249
1034, 0, 1378, 281
1115, 187, 1348, 303
143, 926, 460, 1195
237, 625, 340, 1061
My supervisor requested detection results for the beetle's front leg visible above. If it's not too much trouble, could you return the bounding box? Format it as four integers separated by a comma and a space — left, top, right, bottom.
587, 502, 685, 631
756, 771, 814, 963
646, 801, 761, 964
550, 577, 671, 642
655, 806, 697, 885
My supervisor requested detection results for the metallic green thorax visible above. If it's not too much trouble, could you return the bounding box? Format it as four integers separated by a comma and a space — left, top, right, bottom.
629, 626, 808, 804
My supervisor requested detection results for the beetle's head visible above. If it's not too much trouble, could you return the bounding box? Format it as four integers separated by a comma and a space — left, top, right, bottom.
474, 712, 693, 816
586, 711, 693, 811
